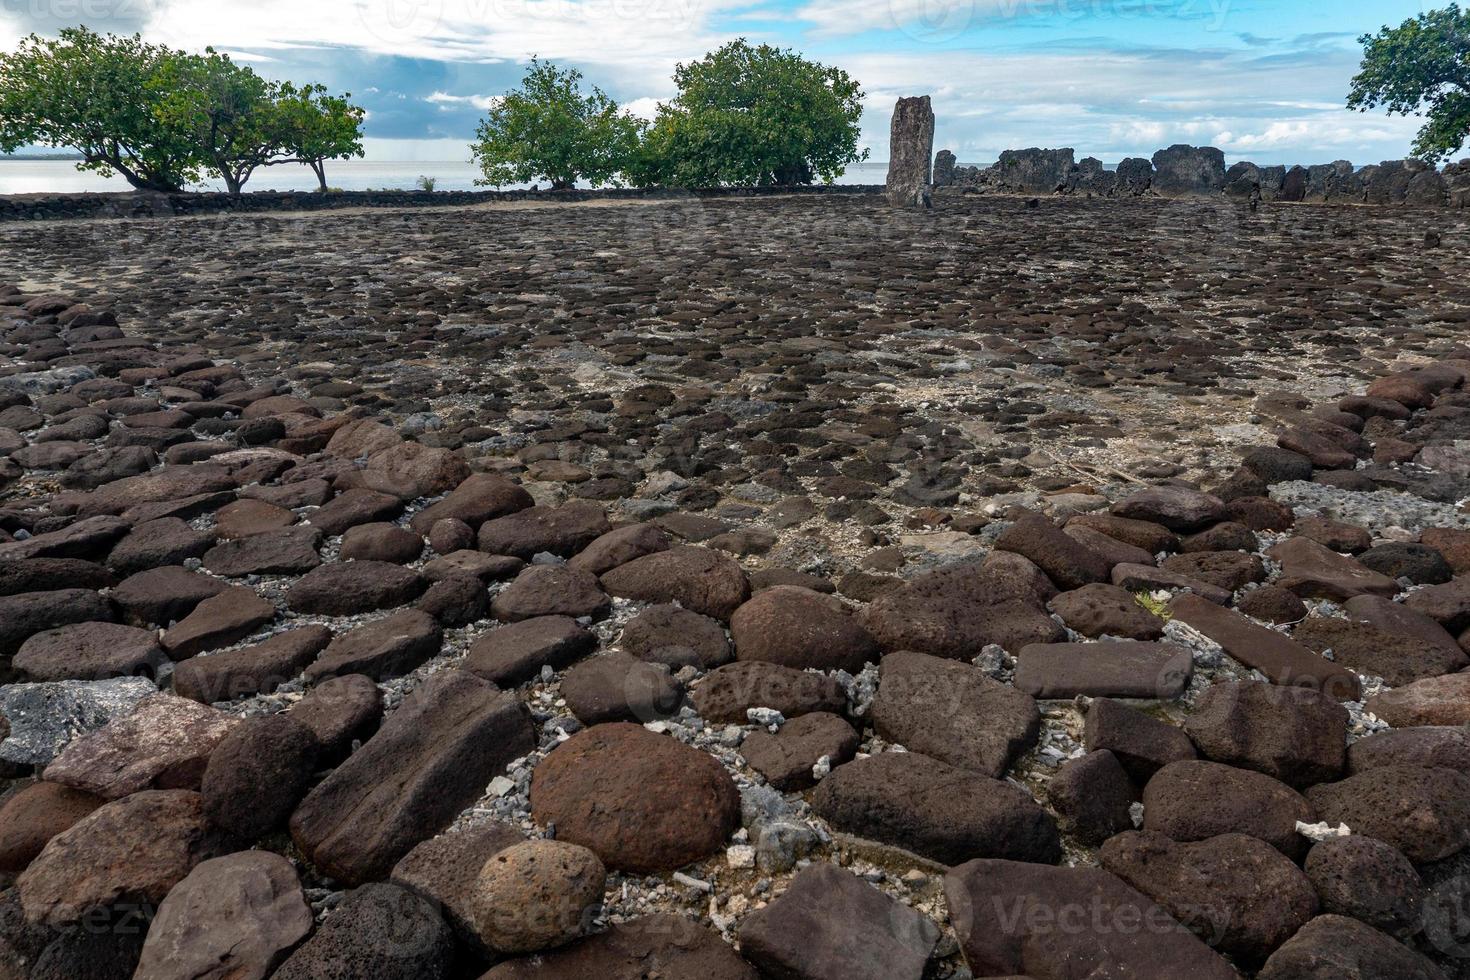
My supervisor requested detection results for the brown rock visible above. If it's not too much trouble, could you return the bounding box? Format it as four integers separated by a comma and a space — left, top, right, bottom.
619, 603, 731, 669
471, 840, 606, 954
464, 615, 597, 686
530, 723, 740, 874
566, 522, 670, 576
740, 712, 859, 791
0, 782, 106, 874
730, 586, 878, 673
1258, 914, 1446, 980
1266, 537, 1400, 601
172, 625, 333, 703
1305, 766, 1470, 863
599, 546, 750, 621
1047, 583, 1165, 639
1013, 641, 1193, 700
409, 473, 534, 534
1365, 672, 1470, 726
477, 502, 611, 560
14, 621, 167, 682
480, 915, 757, 980
304, 608, 442, 682
1144, 760, 1315, 858
161, 586, 276, 660
1084, 697, 1196, 782
491, 564, 610, 623
1183, 680, 1347, 787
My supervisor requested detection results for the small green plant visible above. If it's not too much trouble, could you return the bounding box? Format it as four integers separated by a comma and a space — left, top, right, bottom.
1133, 591, 1173, 621
415, 175, 437, 192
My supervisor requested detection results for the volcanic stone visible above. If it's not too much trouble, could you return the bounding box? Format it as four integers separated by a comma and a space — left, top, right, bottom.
286, 672, 382, 761
692, 661, 848, 723
464, 616, 597, 686
477, 502, 611, 559
271, 883, 453, 980
1046, 749, 1135, 846
741, 712, 859, 791
1257, 914, 1446, 980
480, 914, 757, 980
1305, 766, 1470, 863
172, 625, 333, 703
600, 546, 750, 621
202, 526, 321, 577
619, 603, 731, 668
105, 518, 213, 575
471, 840, 607, 954
200, 713, 319, 841
1144, 760, 1315, 858
1365, 673, 1470, 726
0, 589, 116, 659
409, 473, 534, 533
1184, 680, 1347, 787
286, 560, 424, 615
1084, 697, 1197, 782
740, 862, 938, 980
304, 608, 442, 683
491, 564, 610, 622
994, 513, 1112, 590
1267, 537, 1400, 600
870, 650, 1039, 777
1013, 640, 1192, 699
133, 851, 313, 980
14, 622, 167, 682
811, 751, 1060, 866
561, 652, 684, 725
111, 566, 227, 626
0, 781, 106, 874
730, 585, 878, 673
1111, 486, 1226, 531
530, 723, 740, 875
390, 822, 524, 953
290, 669, 534, 885
1047, 583, 1165, 639
1304, 835, 1422, 937
306, 488, 402, 537
1099, 830, 1319, 963
161, 586, 276, 659
16, 790, 227, 928
943, 859, 1239, 980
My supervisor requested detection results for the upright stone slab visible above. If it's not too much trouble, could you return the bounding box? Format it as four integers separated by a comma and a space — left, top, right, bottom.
933, 149, 956, 187
886, 96, 934, 207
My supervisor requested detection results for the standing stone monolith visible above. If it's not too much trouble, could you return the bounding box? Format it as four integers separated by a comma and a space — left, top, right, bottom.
887, 96, 935, 207
933, 150, 956, 187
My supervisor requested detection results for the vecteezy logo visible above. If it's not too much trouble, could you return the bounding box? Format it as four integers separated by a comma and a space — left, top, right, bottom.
357, 0, 447, 47
890, 0, 979, 44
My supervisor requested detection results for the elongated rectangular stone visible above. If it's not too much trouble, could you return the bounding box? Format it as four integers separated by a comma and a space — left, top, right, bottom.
289, 668, 533, 885
1169, 594, 1360, 700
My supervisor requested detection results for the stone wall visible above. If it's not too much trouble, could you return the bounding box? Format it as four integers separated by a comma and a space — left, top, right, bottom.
940, 143, 1470, 207
0, 184, 883, 223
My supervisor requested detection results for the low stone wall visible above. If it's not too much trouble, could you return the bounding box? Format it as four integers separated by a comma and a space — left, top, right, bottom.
0, 183, 884, 222
942, 143, 1470, 207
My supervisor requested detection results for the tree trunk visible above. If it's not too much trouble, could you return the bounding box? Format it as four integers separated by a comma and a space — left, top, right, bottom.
310, 160, 328, 192
551, 178, 575, 191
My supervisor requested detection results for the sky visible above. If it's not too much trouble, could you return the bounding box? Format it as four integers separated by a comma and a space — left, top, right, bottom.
0, 0, 1446, 165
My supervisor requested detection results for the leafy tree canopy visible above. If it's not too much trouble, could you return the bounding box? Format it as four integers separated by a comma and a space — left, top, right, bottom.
637, 39, 867, 187
0, 27, 198, 192
471, 59, 643, 189
1348, 3, 1470, 164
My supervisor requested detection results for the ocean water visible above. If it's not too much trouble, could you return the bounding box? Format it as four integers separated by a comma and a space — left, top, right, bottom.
0, 158, 894, 195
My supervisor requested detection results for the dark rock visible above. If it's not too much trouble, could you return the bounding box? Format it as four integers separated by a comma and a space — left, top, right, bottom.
1169, 594, 1360, 700
1305, 836, 1422, 937
1013, 640, 1192, 699
811, 751, 1060, 866
885, 96, 935, 206
1104, 830, 1319, 964
1237, 585, 1308, 624
530, 723, 739, 874
290, 669, 534, 884
1358, 542, 1454, 584
491, 564, 610, 623
1111, 485, 1226, 531
1047, 583, 1165, 639
105, 517, 213, 575
0, 781, 106, 874
994, 513, 1111, 589
286, 560, 424, 615
730, 586, 877, 673
1294, 615, 1466, 686
600, 546, 750, 621
306, 487, 403, 537
202, 526, 321, 577
390, 822, 524, 955
691, 661, 847, 723
14, 622, 166, 682
1305, 766, 1470, 863
111, 566, 226, 626
862, 562, 1064, 658
943, 858, 1239, 979
1066, 513, 1179, 553
1183, 680, 1347, 787
566, 522, 670, 576
1084, 697, 1196, 782
340, 522, 425, 564
1257, 914, 1446, 980
172, 625, 332, 702
409, 473, 534, 534
1349, 726, 1470, 775
561, 653, 684, 725
0, 589, 115, 659
286, 672, 382, 761
477, 501, 611, 559
1161, 550, 1265, 591
870, 650, 1039, 778
1110, 562, 1231, 605
619, 603, 731, 669
304, 608, 443, 683
1144, 760, 1314, 858
0, 558, 116, 597
161, 586, 275, 660
1267, 537, 1400, 601
201, 713, 319, 841
16, 790, 227, 928
1047, 749, 1134, 845
739, 862, 938, 980
464, 616, 597, 686
414, 574, 490, 626
1365, 673, 1470, 726
272, 883, 453, 980
481, 914, 757, 980
740, 712, 859, 791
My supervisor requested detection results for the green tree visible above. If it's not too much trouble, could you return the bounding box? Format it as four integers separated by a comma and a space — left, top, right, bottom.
0, 27, 199, 192
156, 48, 284, 196
1349, 4, 1470, 164
275, 84, 365, 192
636, 39, 867, 187
470, 59, 643, 189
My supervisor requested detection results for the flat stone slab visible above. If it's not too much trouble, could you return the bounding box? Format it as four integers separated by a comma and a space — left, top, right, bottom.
870, 650, 1039, 777
1013, 641, 1193, 699
1266, 537, 1400, 601
14, 621, 167, 682
1169, 594, 1360, 700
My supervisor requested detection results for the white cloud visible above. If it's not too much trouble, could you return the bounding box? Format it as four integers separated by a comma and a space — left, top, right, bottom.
426, 91, 501, 111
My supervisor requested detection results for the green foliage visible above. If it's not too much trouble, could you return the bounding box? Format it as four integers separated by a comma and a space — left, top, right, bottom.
0, 27, 364, 195
0, 27, 199, 192
637, 39, 867, 187
471, 59, 643, 189
415, 174, 437, 192
1348, 4, 1470, 163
